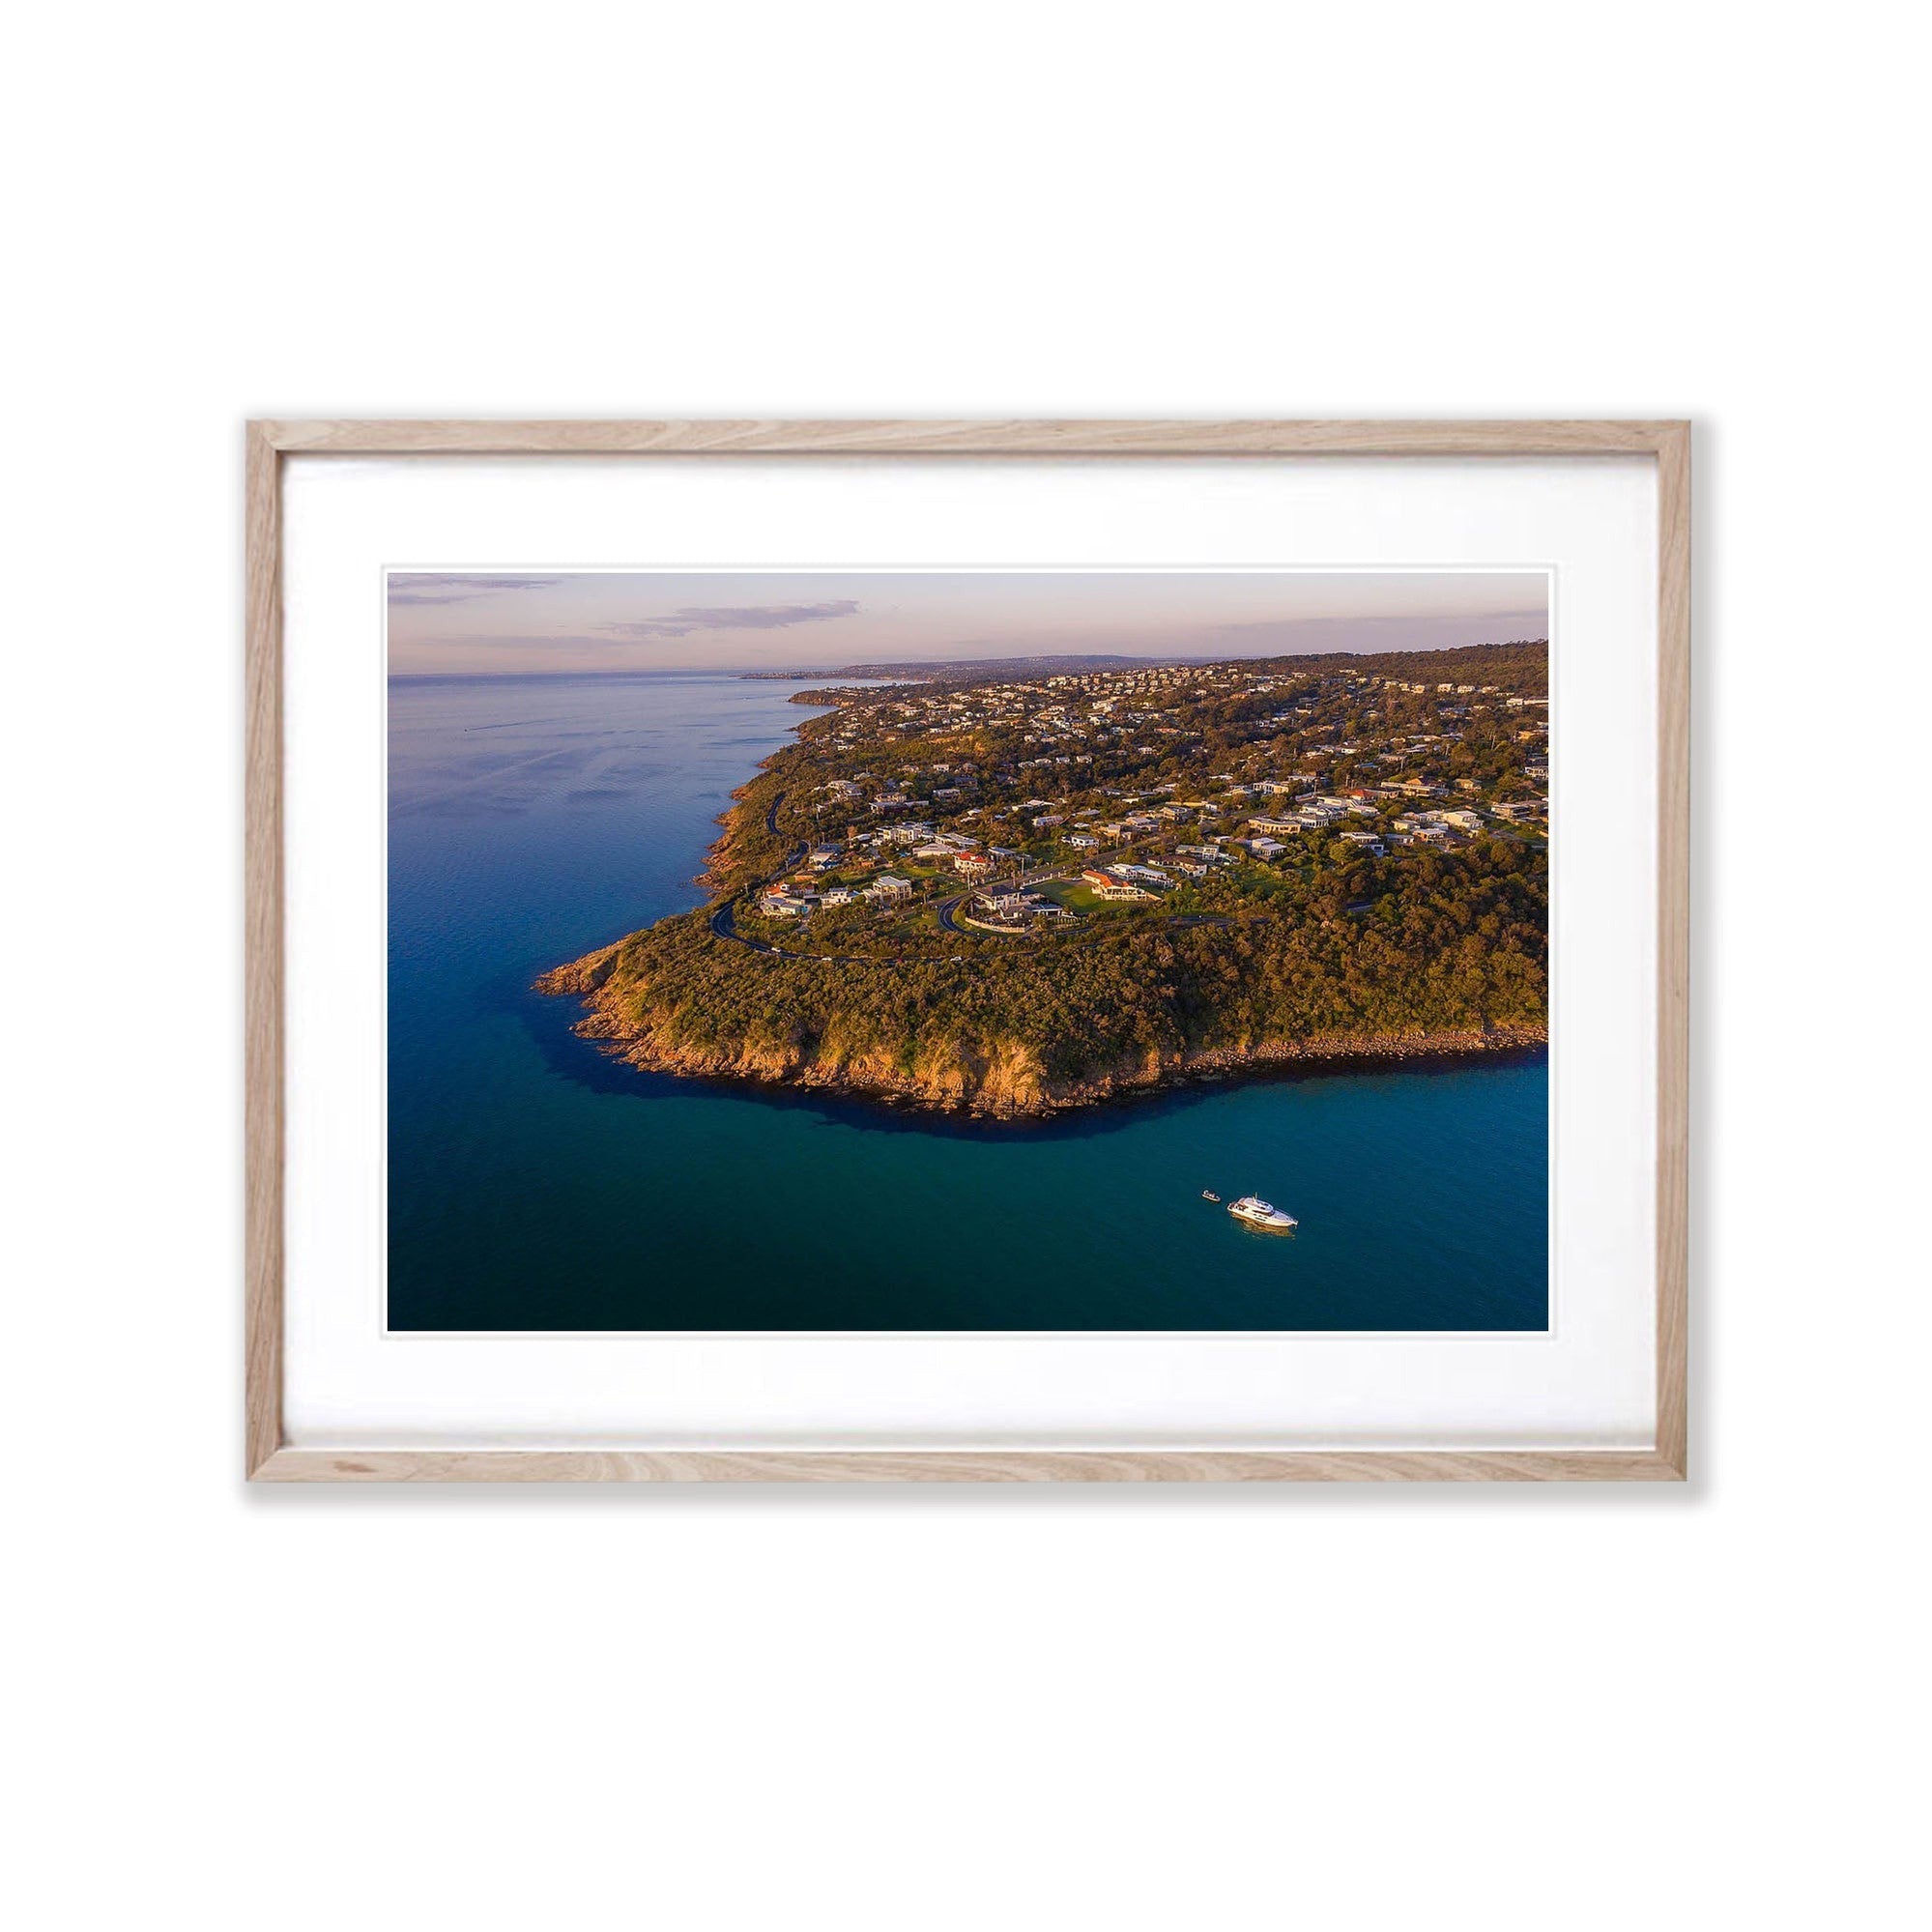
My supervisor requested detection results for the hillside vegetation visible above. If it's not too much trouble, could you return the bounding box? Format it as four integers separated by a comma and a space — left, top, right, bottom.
540, 640, 1550, 1115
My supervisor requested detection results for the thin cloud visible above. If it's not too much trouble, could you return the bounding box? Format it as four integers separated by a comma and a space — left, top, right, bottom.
594, 600, 860, 641
389, 573, 573, 606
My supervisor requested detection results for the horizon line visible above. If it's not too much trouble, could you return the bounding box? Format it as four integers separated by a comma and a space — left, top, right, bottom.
388, 638, 1548, 682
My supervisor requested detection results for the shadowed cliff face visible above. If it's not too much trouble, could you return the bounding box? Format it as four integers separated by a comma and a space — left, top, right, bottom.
532, 941, 625, 998
573, 1015, 1057, 1117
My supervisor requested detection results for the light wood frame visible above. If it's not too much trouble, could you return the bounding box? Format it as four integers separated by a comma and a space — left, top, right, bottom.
246, 418, 1689, 1483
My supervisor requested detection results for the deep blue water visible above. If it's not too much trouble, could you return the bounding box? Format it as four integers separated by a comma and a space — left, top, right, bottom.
389, 674, 1548, 1330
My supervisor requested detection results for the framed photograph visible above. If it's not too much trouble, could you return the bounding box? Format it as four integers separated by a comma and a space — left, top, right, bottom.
246, 419, 1687, 1482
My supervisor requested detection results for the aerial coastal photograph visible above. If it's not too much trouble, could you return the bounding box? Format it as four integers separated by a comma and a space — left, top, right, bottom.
388, 570, 1551, 1331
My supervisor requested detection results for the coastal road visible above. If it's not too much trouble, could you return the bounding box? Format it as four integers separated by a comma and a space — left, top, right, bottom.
706, 787, 804, 953
709, 905, 780, 954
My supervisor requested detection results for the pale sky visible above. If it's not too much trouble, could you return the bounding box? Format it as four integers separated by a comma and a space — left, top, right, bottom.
386, 570, 1548, 677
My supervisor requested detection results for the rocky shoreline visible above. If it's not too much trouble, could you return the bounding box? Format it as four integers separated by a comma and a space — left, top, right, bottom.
533, 956, 1545, 1118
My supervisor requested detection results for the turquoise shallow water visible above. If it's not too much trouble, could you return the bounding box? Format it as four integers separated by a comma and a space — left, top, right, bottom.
389, 673, 1549, 1330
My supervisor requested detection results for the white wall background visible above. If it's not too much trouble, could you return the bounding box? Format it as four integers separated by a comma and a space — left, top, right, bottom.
5, 5, 1925, 1929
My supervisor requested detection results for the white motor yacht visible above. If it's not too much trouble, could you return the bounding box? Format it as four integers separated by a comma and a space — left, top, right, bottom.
1227, 1196, 1296, 1230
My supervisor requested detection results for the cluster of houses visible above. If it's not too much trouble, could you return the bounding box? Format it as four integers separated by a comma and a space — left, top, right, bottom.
755, 872, 912, 920
813, 658, 1547, 793
748, 654, 1550, 927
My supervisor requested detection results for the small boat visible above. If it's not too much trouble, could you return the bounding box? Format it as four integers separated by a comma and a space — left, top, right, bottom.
1201, 1189, 1222, 1202
1228, 1196, 1297, 1231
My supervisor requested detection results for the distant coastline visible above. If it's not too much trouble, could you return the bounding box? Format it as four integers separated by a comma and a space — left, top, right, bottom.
742, 651, 1222, 685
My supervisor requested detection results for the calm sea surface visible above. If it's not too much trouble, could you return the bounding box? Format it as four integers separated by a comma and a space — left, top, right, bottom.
389, 673, 1548, 1330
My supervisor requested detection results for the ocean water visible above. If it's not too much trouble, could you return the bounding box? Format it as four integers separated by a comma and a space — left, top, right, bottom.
389, 673, 1549, 1330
